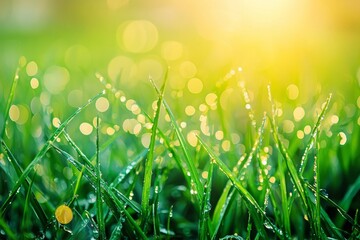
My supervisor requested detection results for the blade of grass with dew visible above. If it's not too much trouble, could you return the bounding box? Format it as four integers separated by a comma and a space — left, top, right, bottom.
150, 80, 204, 203
268, 116, 316, 236
336, 175, 360, 227
110, 148, 148, 188
69, 165, 85, 206
267, 86, 319, 236
52, 144, 146, 238
52, 144, 141, 213
152, 164, 170, 238
68, 210, 91, 240
0, 91, 104, 217
350, 210, 359, 239
299, 94, 332, 175
306, 182, 360, 232
20, 171, 36, 232
0, 139, 48, 226
313, 139, 323, 237
0, 217, 16, 240
63, 133, 142, 212
277, 153, 291, 237
197, 136, 284, 239
0, 66, 20, 140
141, 76, 167, 229
246, 213, 252, 240
199, 162, 213, 240
96, 72, 194, 197
109, 219, 124, 240
211, 115, 267, 239
166, 205, 173, 240
63, 131, 94, 169
95, 117, 106, 239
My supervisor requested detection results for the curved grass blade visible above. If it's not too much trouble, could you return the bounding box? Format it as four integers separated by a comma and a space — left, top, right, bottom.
336, 175, 360, 227
277, 153, 291, 237
141, 75, 167, 228
306, 182, 360, 232
69, 165, 85, 206
109, 219, 124, 240
267, 86, 321, 236
95, 117, 106, 239
199, 162, 213, 240
53, 145, 146, 238
197, 136, 284, 239
211, 115, 267, 239
97, 73, 194, 199
313, 139, 323, 237
0, 217, 16, 240
268, 116, 316, 235
151, 80, 204, 203
21, 171, 36, 232
1, 66, 20, 140
0, 91, 105, 217
110, 148, 148, 188
0, 139, 48, 226
299, 94, 332, 175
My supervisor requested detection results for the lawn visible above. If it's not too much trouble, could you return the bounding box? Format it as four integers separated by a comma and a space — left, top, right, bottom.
0, 1, 360, 239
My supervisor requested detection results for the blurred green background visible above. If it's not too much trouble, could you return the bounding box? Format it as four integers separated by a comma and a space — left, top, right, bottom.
1, 0, 360, 213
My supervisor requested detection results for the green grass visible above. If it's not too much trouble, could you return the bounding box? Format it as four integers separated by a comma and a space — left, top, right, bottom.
0, 63, 360, 239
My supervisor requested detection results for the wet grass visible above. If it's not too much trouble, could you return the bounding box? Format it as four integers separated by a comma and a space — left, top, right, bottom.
0, 63, 360, 239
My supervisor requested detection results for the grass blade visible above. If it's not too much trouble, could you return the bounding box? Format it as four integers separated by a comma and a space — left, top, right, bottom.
337, 175, 360, 227
1, 66, 20, 140
110, 148, 148, 188
141, 75, 167, 229
97, 73, 194, 198
0, 139, 48, 226
151, 81, 204, 203
53, 144, 147, 238
299, 94, 332, 175
95, 117, 106, 239
199, 162, 213, 240
277, 153, 291, 237
0, 217, 16, 240
21, 171, 36, 232
211, 115, 267, 239
197, 135, 283, 239
0, 91, 104, 217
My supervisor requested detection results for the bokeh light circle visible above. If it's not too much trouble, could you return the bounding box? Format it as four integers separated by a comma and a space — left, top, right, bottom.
120, 20, 158, 53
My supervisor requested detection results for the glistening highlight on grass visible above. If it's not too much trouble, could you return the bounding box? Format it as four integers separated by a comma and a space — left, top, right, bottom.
0, 64, 359, 239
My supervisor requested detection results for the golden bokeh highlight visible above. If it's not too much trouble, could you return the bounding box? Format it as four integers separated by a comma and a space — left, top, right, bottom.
96, 97, 110, 112
30, 78, 39, 89
55, 205, 73, 225
108, 56, 136, 83
141, 133, 151, 148
283, 120, 294, 133
161, 41, 183, 61
43, 66, 70, 94
185, 105, 196, 116
293, 106, 305, 122
339, 132, 347, 145
9, 105, 20, 122
26, 61, 38, 76
179, 61, 197, 79
79, 122, 93, 135
187, 78, 203, 94
120, 20, 158, 53
9, 105, 29, 125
